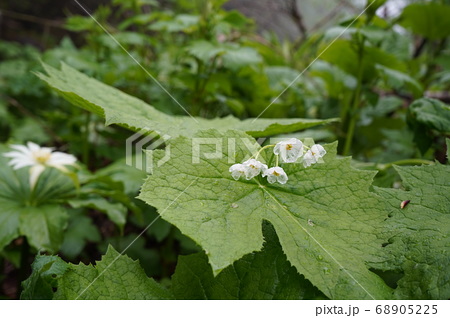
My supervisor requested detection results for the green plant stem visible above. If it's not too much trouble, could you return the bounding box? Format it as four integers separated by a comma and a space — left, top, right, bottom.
82, 112, 91, 166
342, 37, 365, 156
254, 144, 275, 160
377, 159, 435, 171
266, 151, 276, 168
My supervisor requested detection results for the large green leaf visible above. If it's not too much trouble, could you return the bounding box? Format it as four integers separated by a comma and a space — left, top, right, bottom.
400, 3, 450, 40
138, 129, 393, 299
36, 63, 337, 138
375, 165, 450, 299
22, 246, 173, 300
172, 222, 325, 299
53, 245, 173, 299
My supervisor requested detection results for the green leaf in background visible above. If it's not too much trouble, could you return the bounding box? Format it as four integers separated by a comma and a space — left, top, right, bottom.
319, 40, 405, 83
53, 245, 173, 299
138, 129, 393, 300
36, 63, 338, 138
0, 201, 20, 252
400, 3, 450, 40
21, 254, 69, 300
19, 205, 68, 252
98, 32, 149, 48
149, 14, 200, 32
68, 197, 127, 230
60, 210, 101, 260
375, 165, 450, 299
172, 222, 325, 299
408, 98, 450, 133
221, 10, 250, 29
376, 65, 423, 98
94, 158, 147, 195
221, 45, 262, 70
309, 60, 356, 98
186, 40, 225, 62
65, 15, 96, 32
324, 26, 387, 45
408, 98, 450, 154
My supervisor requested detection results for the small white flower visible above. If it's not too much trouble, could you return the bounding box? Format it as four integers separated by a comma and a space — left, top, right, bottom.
262, 167, 288, 184
273, 138, 304, 163
229, 163, 248, 180
242, 159, 268, 180
302, 144, 326, 168
4, 142, 77, 188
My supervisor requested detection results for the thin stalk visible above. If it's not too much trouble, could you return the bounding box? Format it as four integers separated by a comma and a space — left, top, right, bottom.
254, 144, 275, 160
377, 159, 434, 172
343, 37, 365, 156
82, 112, 91, 166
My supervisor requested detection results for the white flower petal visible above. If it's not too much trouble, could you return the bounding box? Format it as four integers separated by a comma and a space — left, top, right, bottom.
229, 163, 247, 180
47, 152, 77, 166
27, 141, 41, 152
311, 144, 326, 159
302, 151, 316, 167
273, 143, 282, 155
9, 144, 32, 155
242, 159, 267, 180
273, 138, 304, 163
8, 157, 35, 169
263, 166, 288, 184
29, 164, 46, 188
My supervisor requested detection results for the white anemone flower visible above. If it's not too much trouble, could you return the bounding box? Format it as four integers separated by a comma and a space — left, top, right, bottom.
302, 144, 326, 168
262, 167, 288, 184
242, 159, 267, 180
229, 163, 248, 181
4, 142, 77, 188
273, 138, 304, 163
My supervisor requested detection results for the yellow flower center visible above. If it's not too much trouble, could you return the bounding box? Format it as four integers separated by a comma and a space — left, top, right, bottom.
285, 144, 293, 151
272, 171, 280, 176
33, 150, 51, 164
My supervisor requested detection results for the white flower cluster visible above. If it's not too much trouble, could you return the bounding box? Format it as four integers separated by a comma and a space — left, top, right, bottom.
229, 138, 326, 185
